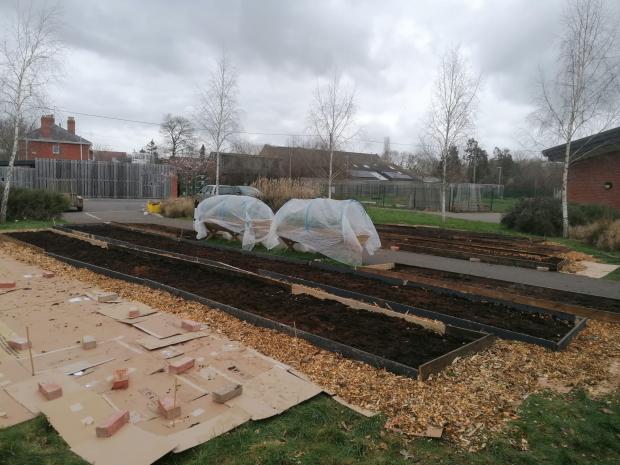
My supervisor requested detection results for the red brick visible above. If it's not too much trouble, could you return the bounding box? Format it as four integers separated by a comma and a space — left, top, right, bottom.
212, 383, 242, 404
38, 382, 63, 401
0, 281, 16, 289
111, 368, 129, 390
8, 336, 30, 351
95, 410, 129, 438
127, 309, 141, 318
181, 319, 202, 332
168, 357, 194, 374
157, 396, 181, 420
42, 271, 55, 278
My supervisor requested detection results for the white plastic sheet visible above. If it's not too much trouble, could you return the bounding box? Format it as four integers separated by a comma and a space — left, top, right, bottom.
272, 198, 381, 265
193, 195, 279, 250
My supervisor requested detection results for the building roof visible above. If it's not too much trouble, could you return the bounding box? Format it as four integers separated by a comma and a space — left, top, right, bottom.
542, 126, 620, 162
92, 150, 128, 162
23, 124, 91, 145
260, 145, 380, 165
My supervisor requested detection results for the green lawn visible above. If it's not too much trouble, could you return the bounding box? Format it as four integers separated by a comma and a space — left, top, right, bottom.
1, 391, 618, 465
0, 219, 65, 231
484, 196, 519, 213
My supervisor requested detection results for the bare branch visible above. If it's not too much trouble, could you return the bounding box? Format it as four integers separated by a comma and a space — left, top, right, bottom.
307, 69, 357, 197
160, 114, 196, 158
0, 1, 63, 223
424, 46, 481, 221
195, 52, 240, 192
532, 0, 620, 237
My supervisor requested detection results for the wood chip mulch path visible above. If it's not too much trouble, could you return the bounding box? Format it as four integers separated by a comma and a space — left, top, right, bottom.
2, 240, 618, 451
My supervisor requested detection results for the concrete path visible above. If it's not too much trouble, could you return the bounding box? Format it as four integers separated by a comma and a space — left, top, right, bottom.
425, 211, 503, 223
365, 248, 620, 300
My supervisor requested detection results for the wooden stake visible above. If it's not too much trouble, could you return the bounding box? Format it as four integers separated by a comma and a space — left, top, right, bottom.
26, 326, 34, 376
172, 377, 178, 410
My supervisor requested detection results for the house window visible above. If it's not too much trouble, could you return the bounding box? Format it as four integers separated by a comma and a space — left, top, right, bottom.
52, 144, 60, 155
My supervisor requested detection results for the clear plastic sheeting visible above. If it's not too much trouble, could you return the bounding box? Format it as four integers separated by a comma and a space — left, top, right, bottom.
193, 195, 279, 250
272, 198, 381, 265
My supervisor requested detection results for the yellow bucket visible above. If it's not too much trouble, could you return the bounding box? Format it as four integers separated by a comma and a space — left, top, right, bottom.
147, 201, 162, 214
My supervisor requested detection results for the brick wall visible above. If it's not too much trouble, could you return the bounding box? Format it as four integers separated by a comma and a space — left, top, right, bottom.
568, 152, 620, 210
20, 141, 91, 161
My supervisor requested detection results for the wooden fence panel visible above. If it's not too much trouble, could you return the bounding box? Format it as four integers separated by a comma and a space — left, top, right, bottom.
29, 159, 174, 198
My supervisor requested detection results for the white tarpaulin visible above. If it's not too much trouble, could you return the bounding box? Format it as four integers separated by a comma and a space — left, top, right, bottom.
272, 198, 381, 265
193, 195, 279, 250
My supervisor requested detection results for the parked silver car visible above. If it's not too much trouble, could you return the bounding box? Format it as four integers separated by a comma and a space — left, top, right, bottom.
194, 184, 260, 203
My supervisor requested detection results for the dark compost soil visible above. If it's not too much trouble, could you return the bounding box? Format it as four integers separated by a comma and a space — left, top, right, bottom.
62, 224, 574, 341
7, 231, 475, 368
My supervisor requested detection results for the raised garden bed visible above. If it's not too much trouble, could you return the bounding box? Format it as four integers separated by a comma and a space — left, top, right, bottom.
57, 224, 587, 347
376, 224, 568, 271
4, 230, 492, 380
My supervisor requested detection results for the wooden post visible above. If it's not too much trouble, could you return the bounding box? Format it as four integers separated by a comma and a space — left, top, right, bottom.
26, 326, 34, 376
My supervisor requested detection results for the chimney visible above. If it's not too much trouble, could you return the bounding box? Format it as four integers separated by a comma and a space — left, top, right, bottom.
40, 114, 55, 138
67, 116, 75, 135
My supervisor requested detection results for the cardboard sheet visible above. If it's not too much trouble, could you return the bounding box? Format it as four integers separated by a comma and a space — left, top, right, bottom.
132, 313, 184, 339
136, 331, 209, 350
5, 371, 85, 414
227, 366, 322, 420
0, 389, 35, 428
170, 405, 251, 453
0, 350, 34, 428
0, 250, 326, 464
40, 389, 176, 465
96, 301, 158, 322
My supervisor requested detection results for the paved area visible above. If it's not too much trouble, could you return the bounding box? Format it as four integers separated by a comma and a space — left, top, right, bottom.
365, 248, 620, 300
63, 199, 192, 229
425, 211, 503, 223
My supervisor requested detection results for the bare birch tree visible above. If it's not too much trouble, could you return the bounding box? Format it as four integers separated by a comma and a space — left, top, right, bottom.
0, 3, 61, 223
196, 53, 239, 193
308, 70, 356, 198
160, 114, 196, 158
533, 0, 620, 238
425, 46, 480, 222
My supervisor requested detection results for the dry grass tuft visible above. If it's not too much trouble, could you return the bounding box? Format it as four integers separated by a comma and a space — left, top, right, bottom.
570, 219, 620, 251
252, 177, 321, 211
160, 197, 195, 218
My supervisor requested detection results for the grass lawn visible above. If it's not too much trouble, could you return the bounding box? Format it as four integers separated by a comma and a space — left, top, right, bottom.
366, 206, 620, 280
485, 196, 519, 213
0, 219, 65, 231
1, 391, 618, 465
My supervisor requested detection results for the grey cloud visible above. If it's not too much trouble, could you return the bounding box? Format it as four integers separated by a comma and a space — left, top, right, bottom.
3, 0, 609, 154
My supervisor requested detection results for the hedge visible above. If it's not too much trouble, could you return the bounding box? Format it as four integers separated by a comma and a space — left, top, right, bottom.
0, 186, 69, 221
501, 197, 620, 236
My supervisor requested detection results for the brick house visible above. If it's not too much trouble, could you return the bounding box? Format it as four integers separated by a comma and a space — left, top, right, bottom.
542, 127, 620, 211
20, 115, 92, 161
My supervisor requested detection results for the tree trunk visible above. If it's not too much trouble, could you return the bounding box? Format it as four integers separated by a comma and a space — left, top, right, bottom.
328, 131, 333, 199
215, 150, 220, 195
562, 141, 571, 238
0, 115, 21, 224
441, 146, 447, 222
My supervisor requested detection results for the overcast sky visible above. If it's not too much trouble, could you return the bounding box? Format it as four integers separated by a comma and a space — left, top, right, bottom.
1, 0, 604, 155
